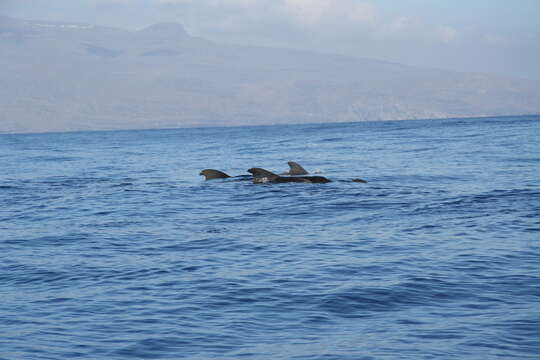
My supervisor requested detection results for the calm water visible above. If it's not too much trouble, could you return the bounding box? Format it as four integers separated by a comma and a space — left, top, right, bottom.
1, 116, 539, 360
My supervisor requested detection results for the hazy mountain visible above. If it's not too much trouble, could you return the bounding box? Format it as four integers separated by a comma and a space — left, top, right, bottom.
1, 16, 539, 133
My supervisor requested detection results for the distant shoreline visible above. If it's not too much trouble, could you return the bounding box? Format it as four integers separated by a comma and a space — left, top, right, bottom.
2, 114, 538, 136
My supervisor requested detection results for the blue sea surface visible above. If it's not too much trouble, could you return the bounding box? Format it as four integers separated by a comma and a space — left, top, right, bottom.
1, 116, 539, 359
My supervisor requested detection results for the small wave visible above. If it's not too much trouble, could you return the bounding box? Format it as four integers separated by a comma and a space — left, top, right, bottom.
26, 155, 80, 162
401, 147, 436, 153
0, 184, 19, 190
506, 157, 540, 163
319, 278, 477, 317
3, 232, 92, 247
110, 182, 133, 188
320, 137, 345, 142
412, 188, 540, 215
0, 266, 70, 287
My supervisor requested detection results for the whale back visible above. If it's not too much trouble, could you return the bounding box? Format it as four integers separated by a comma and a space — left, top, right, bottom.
274, 175, 331, 184
249, 167, 331, 184
248, 168, 280, 183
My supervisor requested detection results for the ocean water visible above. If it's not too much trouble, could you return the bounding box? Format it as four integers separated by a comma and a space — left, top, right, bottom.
1, 116, 539, 360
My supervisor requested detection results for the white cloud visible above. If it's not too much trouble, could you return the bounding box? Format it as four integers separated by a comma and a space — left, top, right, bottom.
384, 15, 418, 32
281, 0, 379, 26
92, 0, 131, 5
484, 33, 508, 45
347, 2, 379, 25
282, 0, 334, 25
156, 0, 192, 4
437, 25, 459, 43
207, 0, 259, 8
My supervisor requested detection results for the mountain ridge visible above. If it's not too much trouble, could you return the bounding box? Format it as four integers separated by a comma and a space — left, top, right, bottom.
1, 17, 539, 133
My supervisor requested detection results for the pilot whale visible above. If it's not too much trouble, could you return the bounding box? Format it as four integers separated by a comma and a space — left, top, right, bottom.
200, 161, 309, 181
248, 168, 331, 184
201, 163, 367, 183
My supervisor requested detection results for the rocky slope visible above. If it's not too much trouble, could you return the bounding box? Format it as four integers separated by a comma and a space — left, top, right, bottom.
1, 16, 539, 133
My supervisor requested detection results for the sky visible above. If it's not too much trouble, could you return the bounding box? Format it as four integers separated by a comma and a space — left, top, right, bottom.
1, 0, 539, 80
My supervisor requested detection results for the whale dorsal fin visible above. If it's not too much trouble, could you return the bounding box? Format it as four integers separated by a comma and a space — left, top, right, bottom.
199, 169, 231, 180
286, 161, 309, 175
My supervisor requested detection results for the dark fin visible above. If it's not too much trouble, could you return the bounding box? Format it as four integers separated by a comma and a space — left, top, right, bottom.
199, 169, 231, 180
352, 178, 368, 183
284, 161, 309, 175
247, 168, 281, 183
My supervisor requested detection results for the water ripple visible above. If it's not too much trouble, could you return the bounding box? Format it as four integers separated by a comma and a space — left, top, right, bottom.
0, 116, 539, 359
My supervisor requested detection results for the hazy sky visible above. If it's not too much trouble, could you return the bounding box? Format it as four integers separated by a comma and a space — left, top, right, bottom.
2, 0, 539, 79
